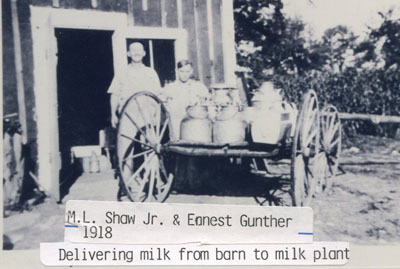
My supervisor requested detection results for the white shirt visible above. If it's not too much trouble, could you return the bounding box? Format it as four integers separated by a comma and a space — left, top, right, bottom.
163, 79, 210, 140
108, 63, 161, 110
163, 79, 210, 114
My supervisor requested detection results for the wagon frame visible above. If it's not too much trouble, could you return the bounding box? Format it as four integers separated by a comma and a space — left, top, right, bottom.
115, 90, 341, 206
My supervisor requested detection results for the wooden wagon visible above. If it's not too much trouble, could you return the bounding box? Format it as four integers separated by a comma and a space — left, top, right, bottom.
115, 89, 342, 206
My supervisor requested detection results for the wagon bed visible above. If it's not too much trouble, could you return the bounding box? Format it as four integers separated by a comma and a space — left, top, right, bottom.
116, 90, 342, 206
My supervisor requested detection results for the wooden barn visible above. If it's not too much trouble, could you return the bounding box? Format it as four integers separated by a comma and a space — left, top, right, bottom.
3, 0, 236, 200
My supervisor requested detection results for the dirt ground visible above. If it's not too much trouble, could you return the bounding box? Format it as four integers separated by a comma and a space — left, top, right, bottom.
3, 135, 400, 250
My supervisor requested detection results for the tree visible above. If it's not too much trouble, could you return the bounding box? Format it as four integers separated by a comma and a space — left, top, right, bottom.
234, 0, 320, 87
321, 25, 357, 72
355, 9, 400, 70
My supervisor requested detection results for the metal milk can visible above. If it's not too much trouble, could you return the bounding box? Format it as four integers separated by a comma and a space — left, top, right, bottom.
180, 106, 212, 142
211, 83, 236, 106
213, 105, 247, 143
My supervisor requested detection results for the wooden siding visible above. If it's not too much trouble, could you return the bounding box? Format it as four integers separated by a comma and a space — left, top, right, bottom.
212, 0, 225, 83
95, 0, 128, 12
182, 0, 200, 79
2, 0, 18, 116
16, 0, 38, 158
165, 0, 178, 28
195, 0, 211, 86
132, 0, 162, 27
3, 0, 234, 192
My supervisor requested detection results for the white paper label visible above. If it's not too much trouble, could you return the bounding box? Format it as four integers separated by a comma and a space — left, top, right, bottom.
41, 242, 349, 266
64, 200, 313, 244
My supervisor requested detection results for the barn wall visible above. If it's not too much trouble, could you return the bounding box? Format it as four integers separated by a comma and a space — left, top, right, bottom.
165, 0, 178, 28
2, 0, 18, 116
3, 0, 234, 188
212, 0, 225, 83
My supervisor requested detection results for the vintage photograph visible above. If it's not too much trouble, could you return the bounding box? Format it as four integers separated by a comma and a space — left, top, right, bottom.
3, 0, 400, 251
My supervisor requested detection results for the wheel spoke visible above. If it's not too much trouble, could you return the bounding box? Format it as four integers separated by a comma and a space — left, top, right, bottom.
158, 155, 170, 181
147, 159, 156, 202
158, 118, 170, 142
124, 112, 153, 146
329, 137, 341, 149
135, 97, 157, 143
328, 121, 340, 140
122, 149, 153, 163
120, 133, 152, 149
155, 104, 161, 137
305, 127, 318, 147
126, 152, 155, 185
121, 162, 133, 173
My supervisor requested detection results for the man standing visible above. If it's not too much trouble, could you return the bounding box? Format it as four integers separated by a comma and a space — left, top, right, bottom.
108, 42, 161, 127
107, 42, 161, 200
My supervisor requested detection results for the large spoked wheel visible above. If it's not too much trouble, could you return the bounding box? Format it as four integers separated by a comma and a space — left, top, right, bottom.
116, 91, 173, 202
315, 105, 342, 191
291, 90, 320, 206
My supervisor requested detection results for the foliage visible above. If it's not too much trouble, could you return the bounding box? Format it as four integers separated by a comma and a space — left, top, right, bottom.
272, 67, 400, 137
234, 0, 400, 137
320, 25, 358, 72
234, 0, 320, 81
355, 10, 400, 69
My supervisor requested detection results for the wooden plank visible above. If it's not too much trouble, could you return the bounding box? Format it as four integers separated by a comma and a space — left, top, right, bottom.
206, 0, 215, 84
161, 0, 166, 27
58, 0, 92, 9
182, 0, 199, 77
11, 0, 28, 144
165, 145, 281, 158
211, 0, 224, 83
176, 0, 183, 28
194, 0, 212, 86
96, 0, 128, 12
165, 0, 178, 28
2, 0, 19, 116
127, 0, 134, 26
221, 0, 236, 85
132, 0, 162, 27
339, 113, 400, 123
168, 141, 249, 147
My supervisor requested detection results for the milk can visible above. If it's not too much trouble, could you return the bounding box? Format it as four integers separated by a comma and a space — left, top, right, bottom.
180, 105, 212, 142
213, 105, 247, 143
211, 83, 236, 106
251, 101, 294, 144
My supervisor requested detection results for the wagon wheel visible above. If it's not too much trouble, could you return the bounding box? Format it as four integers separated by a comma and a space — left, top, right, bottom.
291, 90, 320, 206
314, 105, 342, 191
117, 92, 173, 202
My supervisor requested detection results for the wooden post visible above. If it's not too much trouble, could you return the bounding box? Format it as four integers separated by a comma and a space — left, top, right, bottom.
193, 0, 203, 81
206, 0, 215, 84
177, 0, 183, 28
339, 113, 400, 124
161, 0, 167, 27
127, 0, 135, 26
221, 0, 236, 85
11, 0, 28, 144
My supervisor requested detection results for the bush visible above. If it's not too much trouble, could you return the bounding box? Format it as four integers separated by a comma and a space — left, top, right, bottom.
270, 68, 400, 137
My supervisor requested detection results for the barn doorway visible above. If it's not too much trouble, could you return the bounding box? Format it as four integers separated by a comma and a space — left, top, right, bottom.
55, 28, 114, 197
